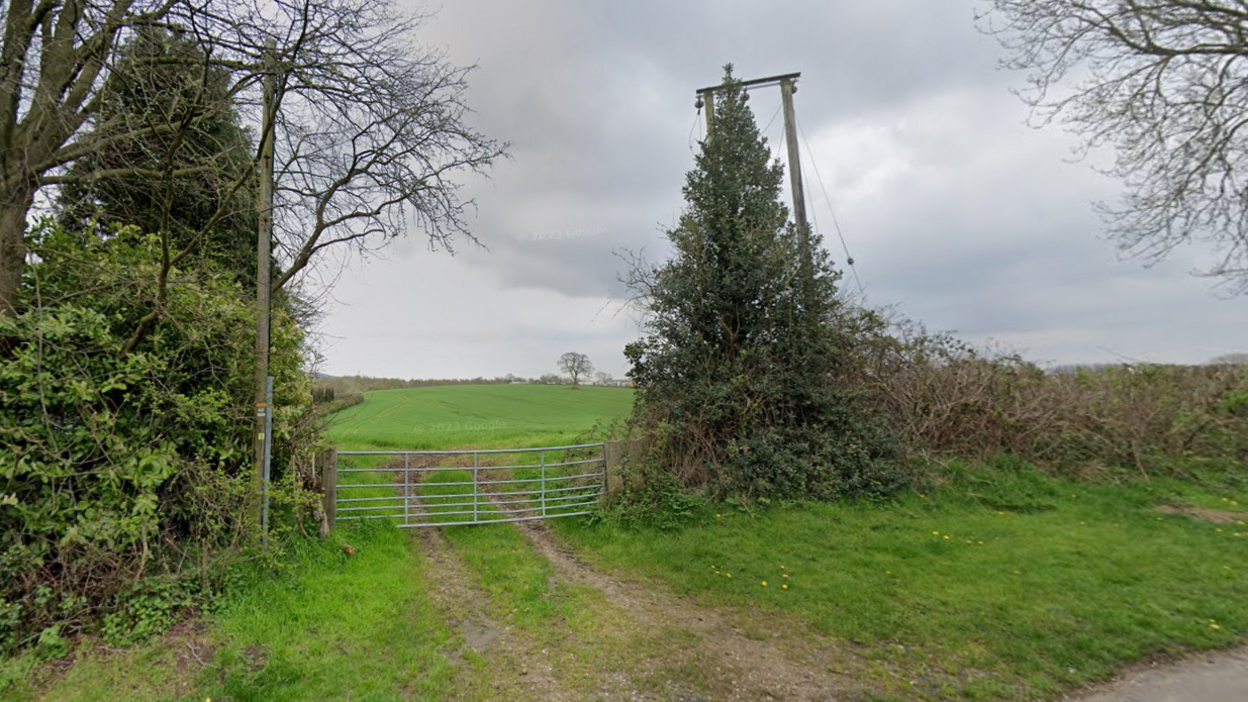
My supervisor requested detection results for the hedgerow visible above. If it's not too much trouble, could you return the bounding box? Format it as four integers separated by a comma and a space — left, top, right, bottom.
0, 223, 314, 654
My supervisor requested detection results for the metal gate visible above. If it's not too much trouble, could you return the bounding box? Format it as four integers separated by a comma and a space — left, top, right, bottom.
329, 443, 606, 528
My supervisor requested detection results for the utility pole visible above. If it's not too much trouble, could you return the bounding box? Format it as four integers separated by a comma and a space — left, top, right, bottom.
779, 77, 809, 258
695, 71, 806, 241
702, 91, 715, 138
253, 41, 276, 527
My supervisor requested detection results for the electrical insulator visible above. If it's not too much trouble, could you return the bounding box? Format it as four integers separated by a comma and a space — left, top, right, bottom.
695, 97, 704, 110
742, 91, 749, 102
847, 257, 855, 265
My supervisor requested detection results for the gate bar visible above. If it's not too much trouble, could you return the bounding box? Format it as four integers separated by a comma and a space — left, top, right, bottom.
337, 442, 603, 456
333, 443, 606, 529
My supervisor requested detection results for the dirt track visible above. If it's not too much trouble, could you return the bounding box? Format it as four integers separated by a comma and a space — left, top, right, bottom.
419, 512, 1248, 701
415, 518, 903, 701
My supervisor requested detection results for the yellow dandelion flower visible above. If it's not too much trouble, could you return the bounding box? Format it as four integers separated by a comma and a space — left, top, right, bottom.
762, 581, 768, 587
782, 584, 789, 590
932, 530, 939, 535
782, 573, 789, 578
943, 535, 950, 540
726, 573, 732, 578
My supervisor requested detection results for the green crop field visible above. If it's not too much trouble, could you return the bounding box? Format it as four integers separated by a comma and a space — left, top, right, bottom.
325, 384, 635, 450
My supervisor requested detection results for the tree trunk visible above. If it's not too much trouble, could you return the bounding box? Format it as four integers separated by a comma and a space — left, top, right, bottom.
0, 184, 34, 317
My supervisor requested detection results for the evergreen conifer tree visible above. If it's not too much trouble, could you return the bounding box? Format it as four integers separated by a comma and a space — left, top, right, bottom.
626, 65, 903, 499
57, 26, 257, 278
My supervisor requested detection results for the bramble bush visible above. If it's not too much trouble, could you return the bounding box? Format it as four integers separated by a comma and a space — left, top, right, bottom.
846, 318, 1248, 477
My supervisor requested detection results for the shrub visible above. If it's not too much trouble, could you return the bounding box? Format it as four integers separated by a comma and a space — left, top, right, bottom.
0, 223, 314, 652
849, 319, 1248, 475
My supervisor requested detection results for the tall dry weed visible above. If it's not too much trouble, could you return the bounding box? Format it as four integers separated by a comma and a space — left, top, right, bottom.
848, 320, 1248, 473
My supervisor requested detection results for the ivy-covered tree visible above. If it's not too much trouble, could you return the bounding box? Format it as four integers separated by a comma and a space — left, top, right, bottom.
625, 65, 903, 500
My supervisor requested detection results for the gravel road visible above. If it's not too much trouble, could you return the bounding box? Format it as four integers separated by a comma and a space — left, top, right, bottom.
1069, 647, 1248, 702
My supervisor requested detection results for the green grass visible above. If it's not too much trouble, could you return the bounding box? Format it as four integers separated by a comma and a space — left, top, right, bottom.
4, 524, 462, 702
556, 456, 1248, 699
439, 521, 586, 634
0, 638, 202, 702
202, 523, 458, 702
326, 384, 635, 450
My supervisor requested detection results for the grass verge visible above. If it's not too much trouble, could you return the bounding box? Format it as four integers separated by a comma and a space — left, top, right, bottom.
201, 521, 458, 702
4, 521, 462, 702
556, 456, 1248, 699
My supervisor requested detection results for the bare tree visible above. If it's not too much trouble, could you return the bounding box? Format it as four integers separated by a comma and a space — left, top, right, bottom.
558, 352, 593, 388
0, 0, 504, 317
594, 370, 612, 385
0, 0, 171, 316
251, 0, 504, 290
982, 1, 1248, 293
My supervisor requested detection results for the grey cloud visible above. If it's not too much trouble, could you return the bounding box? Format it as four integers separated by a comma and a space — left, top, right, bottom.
319, 0, 1247, 379
419, 0, 1024, 302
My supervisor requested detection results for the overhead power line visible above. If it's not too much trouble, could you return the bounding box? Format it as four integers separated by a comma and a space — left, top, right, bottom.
794, 115, 864, 295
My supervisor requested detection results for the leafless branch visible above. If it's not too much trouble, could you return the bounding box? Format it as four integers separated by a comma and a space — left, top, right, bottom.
983, 0, 1248, 293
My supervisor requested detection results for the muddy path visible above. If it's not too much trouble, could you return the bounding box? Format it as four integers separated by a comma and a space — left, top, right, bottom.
414, 527, 588, 701
513, 518, 886, 701
416, 495, 895, 702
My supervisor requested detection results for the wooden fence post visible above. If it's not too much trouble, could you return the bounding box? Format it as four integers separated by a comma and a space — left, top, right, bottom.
626, 436, 652, 488
604, 441, 623, 492
321, 448, 337, 532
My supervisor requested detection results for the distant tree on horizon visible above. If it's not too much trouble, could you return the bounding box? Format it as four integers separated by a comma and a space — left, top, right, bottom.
558, 352, 594, 388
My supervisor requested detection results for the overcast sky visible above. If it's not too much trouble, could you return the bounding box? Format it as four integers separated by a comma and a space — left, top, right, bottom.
316, 0, 1247, 380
